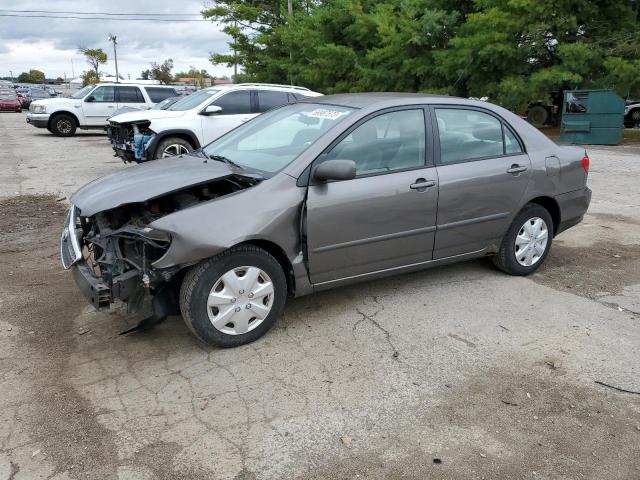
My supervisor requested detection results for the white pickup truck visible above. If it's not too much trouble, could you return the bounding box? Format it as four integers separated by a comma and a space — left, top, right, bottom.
26, 83, 179, 136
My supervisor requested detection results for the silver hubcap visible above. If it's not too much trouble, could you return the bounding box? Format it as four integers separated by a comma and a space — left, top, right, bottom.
515, 217, 548, 267
161, 144, 190, 158
57, 119, 72, 134
207, 266, 274, 335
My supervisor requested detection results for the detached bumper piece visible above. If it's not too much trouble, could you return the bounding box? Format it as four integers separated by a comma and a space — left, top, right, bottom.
72, 262, 112, 310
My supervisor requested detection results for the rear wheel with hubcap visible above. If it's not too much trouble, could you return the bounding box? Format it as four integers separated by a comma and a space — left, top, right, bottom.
493, 203, 554, 275
154, 137, 193, 159
180, 246, 287, 347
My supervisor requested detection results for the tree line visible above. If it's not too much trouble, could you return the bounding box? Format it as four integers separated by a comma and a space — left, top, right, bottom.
204, 0, 640, 112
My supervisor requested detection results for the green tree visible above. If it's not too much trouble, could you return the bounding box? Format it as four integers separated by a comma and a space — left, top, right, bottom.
140, 69, 151, 80
81, 70, 100, 86
150, 59, 174, 84
78, 47, 107, 79
16, 69, 45, 83
202, 0, 640, 111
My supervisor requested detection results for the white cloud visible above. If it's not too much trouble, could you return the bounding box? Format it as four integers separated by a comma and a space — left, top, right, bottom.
0, 0, 234, 79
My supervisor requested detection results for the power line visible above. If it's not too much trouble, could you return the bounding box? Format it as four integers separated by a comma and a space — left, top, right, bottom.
0, 9, 201, 16
0, 14, 208, 22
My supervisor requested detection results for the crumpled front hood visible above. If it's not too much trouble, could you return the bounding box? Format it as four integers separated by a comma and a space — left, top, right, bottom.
70, 155, 234, 216
109, 109, 186, 124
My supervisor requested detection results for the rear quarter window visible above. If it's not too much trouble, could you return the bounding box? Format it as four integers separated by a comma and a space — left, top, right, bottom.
145, 87, 179, 103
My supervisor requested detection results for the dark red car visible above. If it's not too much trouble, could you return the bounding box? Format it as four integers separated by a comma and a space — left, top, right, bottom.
0, 91, 22, 112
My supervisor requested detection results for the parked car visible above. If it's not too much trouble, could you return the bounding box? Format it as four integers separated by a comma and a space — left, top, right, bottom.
106, 83, 322, 162
26, 83, 180, 136
624, 100, 640, 127
0, 91, 22, 112
62, 93, 591, 347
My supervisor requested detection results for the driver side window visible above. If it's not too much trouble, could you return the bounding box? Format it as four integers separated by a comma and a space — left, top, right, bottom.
326, 109, 426, 176
87, 86, 115, 102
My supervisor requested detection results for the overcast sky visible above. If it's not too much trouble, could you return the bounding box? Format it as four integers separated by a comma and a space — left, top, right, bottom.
0, 0, 234, 80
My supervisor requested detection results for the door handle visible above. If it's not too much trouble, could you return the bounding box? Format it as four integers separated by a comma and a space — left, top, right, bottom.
410, 179, 436, 191
507, 164, 527, 175
107, 105, 114, 108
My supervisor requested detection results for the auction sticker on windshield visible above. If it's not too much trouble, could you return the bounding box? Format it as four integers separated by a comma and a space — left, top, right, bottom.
306, 109, 348, 120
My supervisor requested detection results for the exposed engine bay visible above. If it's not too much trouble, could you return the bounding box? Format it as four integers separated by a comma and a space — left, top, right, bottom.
64, 175, 262, 331
107, 120, 154, 162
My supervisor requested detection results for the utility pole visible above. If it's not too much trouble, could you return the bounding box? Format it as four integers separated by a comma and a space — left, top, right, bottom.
287, 0, 293, 85
9, 70, 12, 82
108, 33, 119, 82
71, 59, 75, 79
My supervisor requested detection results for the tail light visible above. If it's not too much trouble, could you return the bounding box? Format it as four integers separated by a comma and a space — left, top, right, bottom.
581, 153, 589, 173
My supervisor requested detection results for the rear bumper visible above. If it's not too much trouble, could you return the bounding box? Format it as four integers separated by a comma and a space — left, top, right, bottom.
26, 112, 50, 128
555, 186, 592, 235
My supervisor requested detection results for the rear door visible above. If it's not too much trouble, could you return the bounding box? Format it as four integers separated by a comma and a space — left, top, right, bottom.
431, 106, 531, 259
200, 90, 254, 144
306, 107, 439, 285
115, 85, 146, 111
82, 85, 116, 125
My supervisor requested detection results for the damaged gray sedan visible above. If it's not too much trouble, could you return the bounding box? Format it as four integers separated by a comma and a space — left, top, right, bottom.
62, 94, 591, 347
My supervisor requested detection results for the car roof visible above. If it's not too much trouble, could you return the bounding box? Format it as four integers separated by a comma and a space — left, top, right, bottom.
96, 83, 176, 88
204, 83, 321, 96
301, 92, 464, 109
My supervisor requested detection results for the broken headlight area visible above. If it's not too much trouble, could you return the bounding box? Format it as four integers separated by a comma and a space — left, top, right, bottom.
68, 174, 262, 313
107, 121, 155, 163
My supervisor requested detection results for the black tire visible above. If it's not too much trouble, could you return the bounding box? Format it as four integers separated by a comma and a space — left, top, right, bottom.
50, 113, 77, 137
493, 203, 554, 276
153, 136, 193, 159
526, 105, 549, 127
180, 245, 287, 348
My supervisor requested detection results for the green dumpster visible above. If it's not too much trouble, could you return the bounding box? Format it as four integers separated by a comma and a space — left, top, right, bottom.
559, 89, 625, 145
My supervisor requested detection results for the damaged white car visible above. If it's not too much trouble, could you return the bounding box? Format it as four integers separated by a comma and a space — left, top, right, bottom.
106, 83, 322, 162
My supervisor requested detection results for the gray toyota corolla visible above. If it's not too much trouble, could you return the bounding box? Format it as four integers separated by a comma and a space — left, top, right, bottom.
61, 93, 591, 347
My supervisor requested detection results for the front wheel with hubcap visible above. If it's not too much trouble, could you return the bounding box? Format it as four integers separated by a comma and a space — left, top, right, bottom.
50, 113, 77, 137
180, 246, 287, 347
154, 137, 193, 159
493, 203, 554, 276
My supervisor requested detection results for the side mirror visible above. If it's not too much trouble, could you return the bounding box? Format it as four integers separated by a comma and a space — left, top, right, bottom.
202, 105, 222, 115
313, 159, 356, 182
85, 95, 95, 102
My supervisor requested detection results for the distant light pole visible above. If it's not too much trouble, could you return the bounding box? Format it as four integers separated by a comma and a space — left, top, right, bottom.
108, 33, 119, 82
9, 70, 13, 82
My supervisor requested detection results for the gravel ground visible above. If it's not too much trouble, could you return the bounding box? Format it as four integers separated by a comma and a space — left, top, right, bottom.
1, 112, 639, 480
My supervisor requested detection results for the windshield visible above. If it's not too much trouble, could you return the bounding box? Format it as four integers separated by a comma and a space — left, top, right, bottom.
152, 97, 178, 110
202, 103, 354, 174
70, 85, 95, 99
166, 89, 219, 111
0, 93, 16, 100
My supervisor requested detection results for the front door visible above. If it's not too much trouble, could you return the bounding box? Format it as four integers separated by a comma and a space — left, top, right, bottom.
306, 108, 438, 285
201, 90, 255, 144
82, 85, 116, 125
431, 107, 532, 259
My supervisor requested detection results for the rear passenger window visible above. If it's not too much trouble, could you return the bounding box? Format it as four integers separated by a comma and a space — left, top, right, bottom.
257, 91, 290, 112
327, 109, 426, 176
504, 127, 523, 154
211, 91, 251, 115
435, 109, 505, 164
116, 86, 144, 103
146, 87, 177, 103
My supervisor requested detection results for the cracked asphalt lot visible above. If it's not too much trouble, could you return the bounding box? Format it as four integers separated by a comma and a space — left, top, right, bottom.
1, 113, 639, 479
